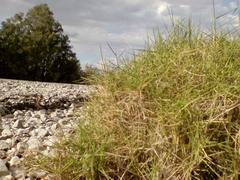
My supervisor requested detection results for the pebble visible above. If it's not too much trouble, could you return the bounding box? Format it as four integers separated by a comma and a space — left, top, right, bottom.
27, 137, 43, 152
0, 141, 11, 151
16, 142, 27, 154
0, 175, 13, 180
13, 120, 24, 129
1, 126, 12, 137
37, 128, 49, 138
0, 159, 9, 176
9, 156, 20, 166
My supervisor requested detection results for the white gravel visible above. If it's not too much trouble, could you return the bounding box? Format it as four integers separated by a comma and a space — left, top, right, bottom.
0, 78, 93, 179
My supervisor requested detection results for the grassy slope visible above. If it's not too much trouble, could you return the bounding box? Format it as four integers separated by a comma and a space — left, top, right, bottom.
29, 24, 240, 179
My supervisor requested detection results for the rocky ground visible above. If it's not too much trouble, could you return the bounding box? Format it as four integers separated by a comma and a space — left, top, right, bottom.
0, 79, 93, 180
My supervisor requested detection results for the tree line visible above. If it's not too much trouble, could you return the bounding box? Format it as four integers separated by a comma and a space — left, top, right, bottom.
0, 4, 81, 83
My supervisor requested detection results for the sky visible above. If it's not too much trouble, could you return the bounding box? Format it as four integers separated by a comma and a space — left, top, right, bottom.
0, 0, 239, 67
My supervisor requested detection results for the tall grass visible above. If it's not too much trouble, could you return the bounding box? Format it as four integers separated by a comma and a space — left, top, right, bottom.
28, 21, 240, 179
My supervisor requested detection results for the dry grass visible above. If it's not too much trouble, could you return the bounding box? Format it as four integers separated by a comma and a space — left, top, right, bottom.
28, 21, 240, 179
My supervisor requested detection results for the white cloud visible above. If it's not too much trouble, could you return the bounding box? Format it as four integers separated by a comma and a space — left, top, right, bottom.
157, 2, 169, 14
0, 0, 238, 66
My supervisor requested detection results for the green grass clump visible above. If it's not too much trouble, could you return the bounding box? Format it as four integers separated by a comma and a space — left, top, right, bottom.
29, 23, 240, 179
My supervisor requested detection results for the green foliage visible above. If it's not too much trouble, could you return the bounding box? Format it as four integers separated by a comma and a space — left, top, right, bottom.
0, 4, 81, 82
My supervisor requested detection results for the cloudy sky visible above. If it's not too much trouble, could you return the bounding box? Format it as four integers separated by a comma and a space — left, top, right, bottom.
0, 0, 239, 66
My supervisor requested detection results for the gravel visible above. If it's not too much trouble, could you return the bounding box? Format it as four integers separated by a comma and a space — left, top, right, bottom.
0, 78, 93, 179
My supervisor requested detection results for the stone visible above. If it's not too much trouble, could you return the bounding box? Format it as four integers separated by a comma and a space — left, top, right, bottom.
27, 137, 43, 151
29, 171, 47, 179
13, 120, 24, 129
29, 129, 37, 137
37, 128, 49, 138
0, 159, 9, 176
59, 118, 68, 125
0, 150, 6, 159
25, 111, 34, 118
16, 128, 29, 136
0, 141, 11, 151
16, 142, 27, 154
5, 139, 11, 146
9, 156, 20, 166
26, 117, 39, 127
38, 110, 47, 121
9, 167, 25, 179
13, 110, 23, 117
38, 109, 46, 115
43, 136, 57, 147
0, 105, 8, 116
0, 175, 13, 180
6, 148, 17, 159
11, 137, 21, 147
1, 126, 12, 137
50, 110, 65, 119
50, 123, 60, 132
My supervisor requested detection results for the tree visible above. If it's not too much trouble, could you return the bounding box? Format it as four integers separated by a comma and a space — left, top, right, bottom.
0, 4, 81, 83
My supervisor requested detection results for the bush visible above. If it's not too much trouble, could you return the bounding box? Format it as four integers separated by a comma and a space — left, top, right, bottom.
28, 22, 240, 179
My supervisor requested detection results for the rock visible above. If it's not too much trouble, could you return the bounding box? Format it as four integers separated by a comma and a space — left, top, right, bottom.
26, 117, 39, 127
69, 103, 75, 110
11, 137, 21, 147
0, 141, 11, 151
1, 126, 12, 137
13, 120, 24, 129
6, 148, 17, 159
0, 159, 9, 176
29, 129, 37, 137
59, 118, 68, 125
4, 139, 11, 146
16, 142, 27, 154
9, 156, 20, 166
25, 111, 34, 118
16, 128, 30, 136
0, 175, 13, 180
0, 150, 6, 159
0, 105, 8, 116
37, 110, 47, 121
9, 167, 25, 179
13, 110, 23, 117
50, 110, 65, 119
37, 128, 49, 138
43, 136, 57, 147
27, 137, 43, 151
29, 171, 47, 179
50, 123, 60, 132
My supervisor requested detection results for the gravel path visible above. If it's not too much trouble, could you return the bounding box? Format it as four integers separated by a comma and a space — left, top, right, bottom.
0, 79, 93, 180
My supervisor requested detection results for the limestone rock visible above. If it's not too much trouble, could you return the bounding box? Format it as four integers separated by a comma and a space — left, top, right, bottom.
16, 142, 27, 154
0, 175, 13, 180
0, 141, 11, 151
9, 156, 21, 167
1, 126, 12, 137
27, 137, 43, 151
37, 128, 49, 138
0, 159, 9, 176
13, 120, 24, 129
